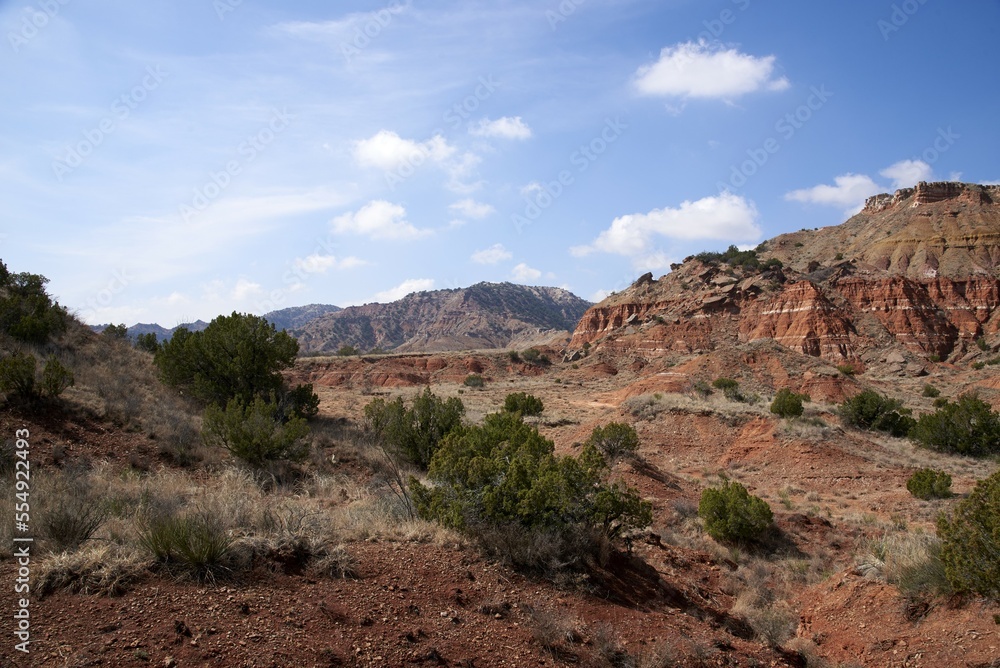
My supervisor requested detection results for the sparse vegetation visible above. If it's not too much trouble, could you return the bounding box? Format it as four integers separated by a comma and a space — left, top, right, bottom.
769, 388, 808, 418
698, 479, 774, 544
521, 347, 551, 366
976, 336, 990, 352
906, 469, 952, 500
364, 388, 465, 468
838, 389, 915, 438
690, 245, 782, 273
337, 344, 360, 356
937, 470, 1000, 599
411, 411, 652, 571
154, 312, 317, 415
921, 384, 941, 398
836, 364, 856, 376
202, 395, 310, 467
585, 422, 640, 464
0, 353, 74, 402
503, 391, 544, 416
135, 332, 159, 354
463, 373, 485, 388
712, 377, 754, 403
0, 260, 69, 344
910, 393, 1000, 457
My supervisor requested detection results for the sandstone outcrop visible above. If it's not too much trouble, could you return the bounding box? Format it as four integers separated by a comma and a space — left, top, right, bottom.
568, 182, 1000, 365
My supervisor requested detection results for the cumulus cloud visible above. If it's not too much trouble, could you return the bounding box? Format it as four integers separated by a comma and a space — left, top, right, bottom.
449, 198, 496, 220
353, 130, 456, 171
634, 40, 789, 100
470, 116, 532, 140
471, 244, 512, 265
331, 200, 430, 240
785, 159, 939, 216
880, 159, 933, 189
784, 174, 883, 215
571, 193, 761, 262
232, 278, 263, 300
293, 253, 366, 274
512, 263, 542, 282
374, 278, 435, 303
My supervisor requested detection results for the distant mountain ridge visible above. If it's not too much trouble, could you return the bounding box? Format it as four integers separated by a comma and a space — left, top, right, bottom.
292, 282, 592, 354
94, 304, 341, 341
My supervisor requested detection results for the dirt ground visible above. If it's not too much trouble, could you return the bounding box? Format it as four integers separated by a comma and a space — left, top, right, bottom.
2, 346, 999, 667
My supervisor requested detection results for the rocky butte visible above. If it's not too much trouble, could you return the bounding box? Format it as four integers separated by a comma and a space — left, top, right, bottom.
569, 182, 1000, 371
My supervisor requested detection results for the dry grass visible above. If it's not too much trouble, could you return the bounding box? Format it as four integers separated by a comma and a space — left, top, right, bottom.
524, 604, 583, 658
33, 543, 148, 598
855, 531, 951, 596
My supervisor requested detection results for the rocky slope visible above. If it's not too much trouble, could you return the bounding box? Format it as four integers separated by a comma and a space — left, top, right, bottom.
294, 282, 592, 354
569, 182, 1000, 368
263, 303, 341, 331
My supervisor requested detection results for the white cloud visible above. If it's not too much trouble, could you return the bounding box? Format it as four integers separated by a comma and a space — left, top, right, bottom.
520, 182, 543, 196
784, 174, 883, 215
880, 159, 933, 189
353, 130, 456, 171
274, 4, 408, 40
331, 200, 430, 241
512, 263, 542, 282
233, 278, 263, 300
374, 278, 434, 303
470, 116, 532, 140
445, 152, 484, 194
590, 289, 613, 303
949, 172, 963, 182
471, 244, 512, 265
634, 40, 789, 100
572, 193, 761, 261
449, 198, 495, 220
293, 253, 367, 274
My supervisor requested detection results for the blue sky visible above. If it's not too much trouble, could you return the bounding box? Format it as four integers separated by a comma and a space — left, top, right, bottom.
2, 0, 998, 326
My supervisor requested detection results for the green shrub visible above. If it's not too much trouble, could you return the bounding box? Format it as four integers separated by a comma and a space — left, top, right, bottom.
712, 377, 748, 402
102, 323, 128, 339
906, 469, 952, 500
364, 388, 465, 468
0, 354, 74, 402
976, 337, 990, 352
463, 374, 485, 388
40, 357, 74, 398
0, 261, 69, 344
693, 380, 713, 397
202, 396, 309, 467
0, 353, 37, 400
910, 393, 1000, 457
838, 390, 915, 437
280, 382, 320, 420
585, 422, 639, 463
508, 350, 521, 363
138, 512, 235, 581
770, 388, 807, 418
135, 332, 159, 354
712, 377, 738, 392
521, 348, 551, 366
337, 344, 360, 356
698, 479, 774, 544
836, 364, 856, 376
503, 392, 544, 416
937, 470, 1000, 599
972, 361, 986, 370
154, 312, 313, 410
922, 384, 941, 398
411, 412, 651, 544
